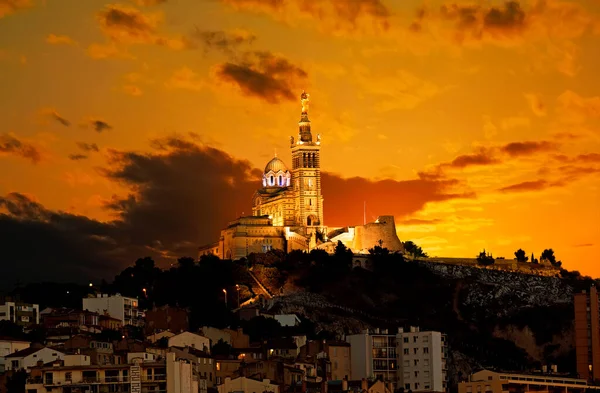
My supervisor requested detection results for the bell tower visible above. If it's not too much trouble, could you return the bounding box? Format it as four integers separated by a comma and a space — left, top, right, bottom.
290, 91, 324, 230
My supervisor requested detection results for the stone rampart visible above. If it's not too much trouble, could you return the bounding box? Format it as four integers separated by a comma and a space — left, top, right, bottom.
352, 215, 404, 252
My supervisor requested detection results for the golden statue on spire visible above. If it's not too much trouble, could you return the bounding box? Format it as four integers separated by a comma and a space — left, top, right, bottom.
301, 90, 309, 114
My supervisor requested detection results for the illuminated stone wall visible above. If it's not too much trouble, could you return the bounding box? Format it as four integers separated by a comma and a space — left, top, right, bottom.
351, 216, 404, 253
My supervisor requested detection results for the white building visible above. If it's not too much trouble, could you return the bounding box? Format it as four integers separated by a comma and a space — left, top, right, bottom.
167, 352, 199, 393
82, 294, 143, 326
0, 302, 40, 326
168, 332, 211, 352
347, 328, 398, 384
0, 338, 30, 371
5, 345, 65, 371
346, 327, 447, 391
397, 327, 447, 392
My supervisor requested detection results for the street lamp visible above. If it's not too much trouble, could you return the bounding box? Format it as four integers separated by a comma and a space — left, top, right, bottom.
222, 289, 227, 307
142, 288, 147, 297
235, 285, 240, 308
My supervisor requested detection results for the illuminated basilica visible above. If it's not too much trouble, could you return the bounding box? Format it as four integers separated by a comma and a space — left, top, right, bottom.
198, 92, 403, 260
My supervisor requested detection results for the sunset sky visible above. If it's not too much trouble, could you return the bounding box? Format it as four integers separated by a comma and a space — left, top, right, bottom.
0, 0, 599, 284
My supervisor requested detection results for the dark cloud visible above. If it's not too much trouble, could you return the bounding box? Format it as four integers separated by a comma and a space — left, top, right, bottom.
0, 137, 473, 287
416, 0, 530, 43
499, 180, 549, 193
77, 142, 100, 153
573, 243, 594, 248
322, 174, 473, 227
216, 51, 308, 103
0, 193, 126, 287
49, 111, 71, 127
98, 4, 156, 42
87, 119, 112, 132
68, 154, 88, 161
576, 153, 600, 163
191, 28, 256, 55
0, 133, 41, 163
500, 140, 557, 157
447, 150, 499, 168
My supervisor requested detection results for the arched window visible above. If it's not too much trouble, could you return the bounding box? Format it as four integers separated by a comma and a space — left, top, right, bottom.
270, 175, 274, 185
279, 175, 283, 186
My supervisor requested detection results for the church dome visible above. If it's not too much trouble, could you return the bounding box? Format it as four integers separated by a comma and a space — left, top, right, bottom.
264, 156, 288, 174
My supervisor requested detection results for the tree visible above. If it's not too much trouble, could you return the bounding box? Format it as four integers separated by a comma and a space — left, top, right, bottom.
541, 249, 562, 267
477, 249, 495, 266
334, 241, 353, 267
531, 253, 538, 264
404, 241, 428, 258
212, 339, 233, 357
514, 249, 528, 262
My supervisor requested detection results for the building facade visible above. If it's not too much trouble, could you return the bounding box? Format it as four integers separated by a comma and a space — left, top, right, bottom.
574, 285, 600, 380
0, 338, 30, 372
458, 369, 599, 393
198, 92, 404, 261
83, 294, 143, 327
0, 301, 39, 326
347, 327, 446, 391
397, 327, 447, 392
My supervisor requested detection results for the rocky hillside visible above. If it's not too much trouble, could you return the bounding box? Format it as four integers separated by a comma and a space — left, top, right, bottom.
250, 253, 595, 382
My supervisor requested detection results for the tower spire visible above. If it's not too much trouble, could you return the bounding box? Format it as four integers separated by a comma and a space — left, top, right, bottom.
299, 91, 312, 142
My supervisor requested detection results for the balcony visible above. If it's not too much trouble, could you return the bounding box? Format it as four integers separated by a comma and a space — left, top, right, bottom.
28, 377, 130, 385
142, 374, 167, 382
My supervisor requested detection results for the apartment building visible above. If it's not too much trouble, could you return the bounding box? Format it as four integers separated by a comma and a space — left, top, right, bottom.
25, 352, 198, 393
83, 294, 143, 326
458, 369, 600, 393
346, 327, 447, 391
574, 286, 600, 380
0, 301, 39, 326
346, 328, 398, 384
397, 327, 447, 392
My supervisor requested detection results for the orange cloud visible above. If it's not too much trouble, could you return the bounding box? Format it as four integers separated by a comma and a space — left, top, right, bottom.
0, 133, 42, 163
214, 51, 308, 103
165, 67, 204, 92
0, 0, 31, 19
219, 0, 390, 34
132, 0, 166, 5
556, 90, 600, 124
45, 34, 76, 46
524, 92, 547, 116
499, 179, 550, 192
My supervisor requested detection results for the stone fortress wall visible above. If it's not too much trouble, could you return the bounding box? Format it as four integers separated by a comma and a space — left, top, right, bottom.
351, 215, 404, 253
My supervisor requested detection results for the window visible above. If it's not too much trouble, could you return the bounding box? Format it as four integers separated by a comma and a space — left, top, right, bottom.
403, 360, 410, 367
466, 387, 472, 393
413, 336, 418, 343
404, 349, 409, 355
65, 372, 72, 382
209, 372, 212, 381
414, 360, 419, 366
424, 359, 429, 366
404, 372, 410, 380
414, 371, 419, 377
403, 337, 409, 343
216, 362, 221, 371
423, 336, 429, 343
425, 385, 430, 390
415, 383, 420, 390
424, 371, 429, 378
413, 348, 418, 354
405, 384, 410, 390
423, 347, 429, 354
44, 372, 53, 385
333, 348, 338, 357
